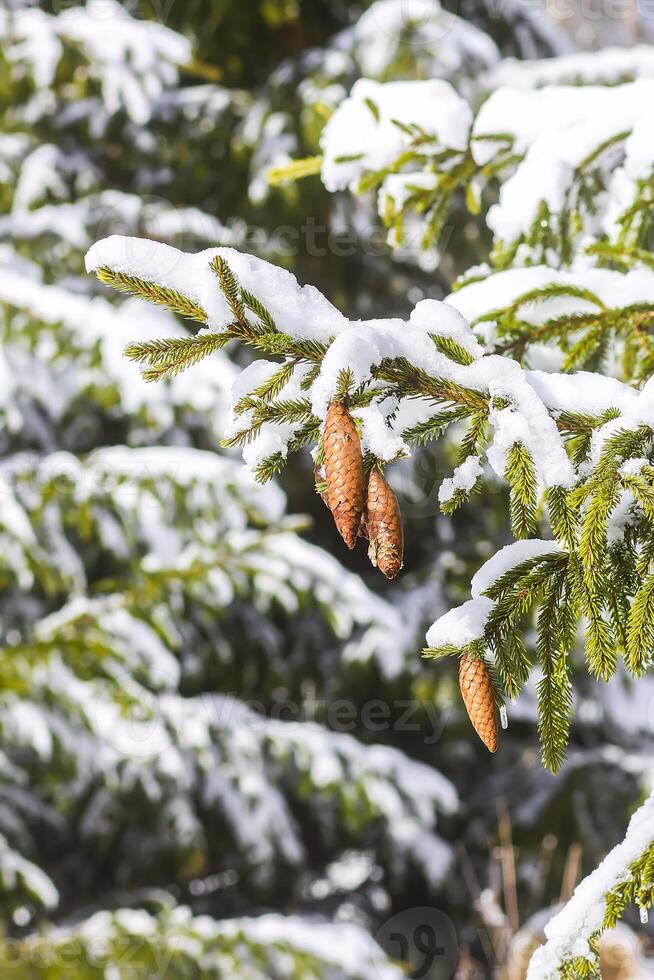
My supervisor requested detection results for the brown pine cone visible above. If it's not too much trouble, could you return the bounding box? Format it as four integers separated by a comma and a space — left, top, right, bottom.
458, 653, 497, 753
365, 468, 403, 579
323, 402, 364, 549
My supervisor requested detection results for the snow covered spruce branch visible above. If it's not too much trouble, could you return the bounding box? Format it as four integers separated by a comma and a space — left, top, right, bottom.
526, 790, 654, 979
12, 907, 408, 980
0, 0, 192, 127
274, 76, 654, 268
87, 235, 654, 773
0, 445, 455, 907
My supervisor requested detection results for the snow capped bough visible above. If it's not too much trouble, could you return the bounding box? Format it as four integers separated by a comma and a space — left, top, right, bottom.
336, 0, 499, 84
320, 77, 472, 195
289, 71, 654, 268
86, 235, 584, 491
527, 791, 654, 979
0, 0, 191, 125
472, 80, 654, 250
0, 438, 457, 920
89, 234, 654, 782
22, 906, 409, 979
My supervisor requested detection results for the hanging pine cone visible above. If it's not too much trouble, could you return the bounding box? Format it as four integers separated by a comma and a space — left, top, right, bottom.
323, 402, 364, 549
458, 653, 497, 753
365, 468, 403, 579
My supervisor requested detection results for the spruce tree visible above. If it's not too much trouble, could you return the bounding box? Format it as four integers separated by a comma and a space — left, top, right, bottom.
2, 1, 654, 978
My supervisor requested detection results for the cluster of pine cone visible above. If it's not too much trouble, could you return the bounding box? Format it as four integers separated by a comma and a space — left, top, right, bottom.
320, 402, 497, 753
320, 402, 403, 579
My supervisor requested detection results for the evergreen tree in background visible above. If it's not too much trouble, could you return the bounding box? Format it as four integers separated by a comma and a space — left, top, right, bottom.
1, 1, 654, 977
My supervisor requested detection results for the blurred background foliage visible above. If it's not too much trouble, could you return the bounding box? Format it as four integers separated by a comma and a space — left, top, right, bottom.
0, 0, 653, 976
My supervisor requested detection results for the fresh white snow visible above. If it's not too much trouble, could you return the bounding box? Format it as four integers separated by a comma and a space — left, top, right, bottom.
470, 540, 563, 598
426, 596, 495, 649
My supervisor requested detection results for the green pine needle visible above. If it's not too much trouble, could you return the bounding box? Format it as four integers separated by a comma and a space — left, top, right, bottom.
95, 267, 207, 323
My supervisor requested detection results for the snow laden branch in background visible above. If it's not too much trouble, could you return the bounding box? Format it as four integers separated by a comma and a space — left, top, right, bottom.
0, 3, 247, 245
0, 443, 455, 911
484, 44, 654, 91
0, 0, 190, 125
286, 74, 654, 269
14, 907, 407, 979
527, 791, 654, 979
0, 446, 404, 678
449, 263, 654, 380
259, 0, 500, 199
245, 0, 577, 207
87, 235, 654, 772
472, 81, 654, 266
0, 835, 58, 917
271, 76, 477, 263
0, 244, 235, 438
333, 0, 499, 85
0, 190, 266, 258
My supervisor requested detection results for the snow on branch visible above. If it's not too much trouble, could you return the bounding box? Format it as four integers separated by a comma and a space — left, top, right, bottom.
319, 77, 472, 195
22, 906, 407, 979
0, 446, 454, 890
447, 263, 654, 381
5, 672, 458, 892
86, 234, 654, 772
0, 835, 58, 913
527, 790, 654, 979
0, 0, 190, 124
336, 0, 499, 85
297, 74, 654, 267
85, 235, 654, 494
473, 80, 654, 253
86, 235, 581, 488
0, 445, 406, 681
484, 44, 654, 91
